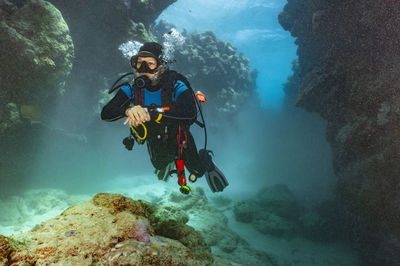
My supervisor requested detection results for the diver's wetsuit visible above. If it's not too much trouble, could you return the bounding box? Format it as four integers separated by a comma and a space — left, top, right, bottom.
101, 70, 205, 177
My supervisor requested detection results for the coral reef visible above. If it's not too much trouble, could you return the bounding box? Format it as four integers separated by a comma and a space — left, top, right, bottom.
279, 0, 400, 264
0, 193, 211, 265
0, 0, 73, 132
155, 20, 257, 117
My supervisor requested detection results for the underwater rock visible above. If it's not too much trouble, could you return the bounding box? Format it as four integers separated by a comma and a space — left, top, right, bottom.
166, 187, 208, 210
233, 184, 304, 237
257, 184, 303, 219
233, 200, 258, 223
0, 103, 21, 132
155, 20, 256, 118
5, 193, 210, 265
209, 194, 233, 208
0, 0, 73, 133
212, 255, 242, 266
152, 187, 279, 265
153, 219, 213, 265
279, 0, 400, 263
300, 199, 352, 242
218, 234, 238, 253
150, 204, 189, 230
148, 194, 213, 265
0, 235, 11, 265
91, 192, 150, 217
254, 213, 297, 237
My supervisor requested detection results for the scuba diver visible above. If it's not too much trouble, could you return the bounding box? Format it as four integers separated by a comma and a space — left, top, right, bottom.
101, 42, 228, 194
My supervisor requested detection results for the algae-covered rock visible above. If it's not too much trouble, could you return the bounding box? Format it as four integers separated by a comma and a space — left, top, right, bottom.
5, 193, 209, 265
0, 235, 11, 265
233, 185, 304, 238
91, 192, 151, 217
257, 184, 303, 219
149, 203, 213, 265
150, 204, 189, 229
0, 0, 73, 132
209, 194, 233, 208
167, 187, 208, 210
254, 213, 297, 237
233, 200, 258, 223
155, 20, 256, 118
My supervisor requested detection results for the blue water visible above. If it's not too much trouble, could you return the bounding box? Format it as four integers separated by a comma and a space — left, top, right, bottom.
158, 0, 297, 109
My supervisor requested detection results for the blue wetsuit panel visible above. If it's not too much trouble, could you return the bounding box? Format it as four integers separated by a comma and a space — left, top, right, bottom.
121, 85, 133, 99
173, 80, 188, 102
120, 80, 188, 105
144, 89, 162, 106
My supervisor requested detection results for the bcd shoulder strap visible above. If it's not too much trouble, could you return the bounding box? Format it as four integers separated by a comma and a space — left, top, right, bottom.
161, 70, 176, 107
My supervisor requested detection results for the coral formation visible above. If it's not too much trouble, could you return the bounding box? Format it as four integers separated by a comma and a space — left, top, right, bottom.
0, 0, 73, 132
155, 20, 256, 117
279, 0, 400, 264
0, 193, 211, 265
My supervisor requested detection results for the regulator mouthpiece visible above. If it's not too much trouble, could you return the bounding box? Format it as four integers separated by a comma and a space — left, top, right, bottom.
134, 76, 151, 88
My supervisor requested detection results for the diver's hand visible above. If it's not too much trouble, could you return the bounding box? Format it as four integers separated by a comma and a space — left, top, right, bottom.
123, 106, 150, 127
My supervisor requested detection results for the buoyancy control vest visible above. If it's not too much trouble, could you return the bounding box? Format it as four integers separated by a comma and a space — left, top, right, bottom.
128, 70, 196, 141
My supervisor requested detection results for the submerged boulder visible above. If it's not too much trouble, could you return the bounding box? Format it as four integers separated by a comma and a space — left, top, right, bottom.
2, 193, 211, 265
233, 184, 304, 237
257, 184, 303, 219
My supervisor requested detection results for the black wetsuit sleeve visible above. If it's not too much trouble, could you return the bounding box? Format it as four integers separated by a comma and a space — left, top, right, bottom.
161, 89, 197, 125
101, 89, 131, 121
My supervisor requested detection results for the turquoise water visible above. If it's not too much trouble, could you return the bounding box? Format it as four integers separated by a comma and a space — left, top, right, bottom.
159, 0, 297, 109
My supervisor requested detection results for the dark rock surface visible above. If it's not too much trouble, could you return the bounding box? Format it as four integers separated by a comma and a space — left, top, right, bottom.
279, 0, 400, 264
0, 0, 73, 132
233, 184, 304, 238
233, 184, 351, 242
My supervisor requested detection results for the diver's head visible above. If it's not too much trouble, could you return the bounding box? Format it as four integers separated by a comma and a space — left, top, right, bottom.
130, 42, 166, 85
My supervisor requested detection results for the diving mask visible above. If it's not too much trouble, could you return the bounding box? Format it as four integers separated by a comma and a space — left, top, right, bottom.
131, 56, 158, 74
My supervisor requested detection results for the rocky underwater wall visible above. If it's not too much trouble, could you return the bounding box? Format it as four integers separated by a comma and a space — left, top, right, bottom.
279, 0, 400, 264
